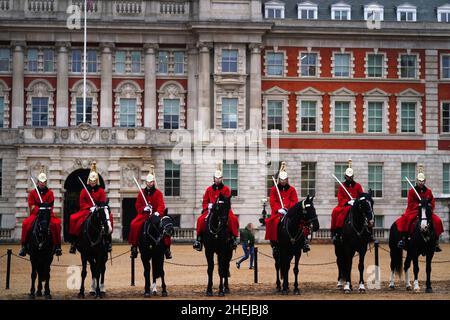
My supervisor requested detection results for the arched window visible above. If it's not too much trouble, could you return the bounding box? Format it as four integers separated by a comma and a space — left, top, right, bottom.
25, 79, 55, 127
113, 81, 143, 127
0, 80, 11, 128
70, 80, 99, 126
157, 81, 186, 129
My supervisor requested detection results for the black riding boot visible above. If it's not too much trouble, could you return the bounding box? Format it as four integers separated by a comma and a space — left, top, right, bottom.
19, 244, 27, 257
69, 237, 77, 254
368, 226, 375, 242
193, 235, 203, 251
397, 233, 408, 249
164, 247, 172, 259
231, 236, 238, 250
303, 239, 311, 253
105, 234, 112, 253
332, 229, 342, 245
54, 244, 62, 256
270, 241, 279, 256
435, 238, 442, 252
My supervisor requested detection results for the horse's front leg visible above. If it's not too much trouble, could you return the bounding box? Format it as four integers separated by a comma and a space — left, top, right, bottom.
37, 271, 43, 297
99, 260, 106, 298
334, 243, 344, 289
160, 273, 168, 297
205, 249, 214, 296
343, 248, 353, 293
29, 263, 37, 299
425, 252, 434, 293
358, 249, 366, 293
280, 251, 290, 295
141, 253, 151, 297
293, 251, 301, 295
412, 255, 420, 292
78, 256, 87, 298
404, 254, 412, 290
44, 262, 52, 299
274, 252, 281, 292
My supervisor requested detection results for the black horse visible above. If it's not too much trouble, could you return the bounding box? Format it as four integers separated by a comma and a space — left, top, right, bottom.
273, 195, 320, 295
27, 204, 55, 299
388, 198, 436, 293
203, 194, 234, 296
138, 208, 174, 297
76, 203, 112, 298
334, 193, 374, 293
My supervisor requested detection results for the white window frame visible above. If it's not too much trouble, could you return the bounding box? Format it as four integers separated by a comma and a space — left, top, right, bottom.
368, 163, 384, 198
397, 4, 417, 22
0, 80, 10, 128
330, 88, 356, 133
296, 87, 324, 133
265, 51, 286, 77
221, 49, 239, 73
364, 4, 384, 21
365, 51, 387, 79
332, 50, 354, 78
25, 79, 55, 127
113, 80, 143, 127
443, 163, 450, 194
441, 54, 450, 80
157, 81, 186, 130
396, 89, 423, 134
266, 100, 284, 131
363, 88, 389, 134
0, 48, 11, 73
300, 162, 316, 197
163, 98, 181, 130
262, 86, 290, 132
398, 52, 420, 79
297, 2, 318, 20
114, 49, 143, 74
298, 50, 321, 77
221, 97, 239, 129
441, 101, 450, 133
331, 3, 351, 20
70, 79, 99, 126
437, 5, 450, 22
265, 1, 285, 19
70, 48, 100, 74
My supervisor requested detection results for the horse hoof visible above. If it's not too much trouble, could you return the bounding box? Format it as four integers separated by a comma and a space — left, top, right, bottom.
162, 291, 168, 297
276, 286, 281, 292
218, 291, 225, 297
206, 291, 213, 297
359, 288, 366, 294
144, 292, 151, 298
389, 285, 395, 290
78, 293, 85, 299
281, 290, 288, 295
426, 288, 433, 294
224, 287, 230, 294
44, 294, 52, 300
36, 291, 42, 297
89, 291, 96, 297
152, 291, 157, 296
28, 293, 35, 300
99, 292, 106, 299
406, 286, 412, 291
294, 289, 300, 295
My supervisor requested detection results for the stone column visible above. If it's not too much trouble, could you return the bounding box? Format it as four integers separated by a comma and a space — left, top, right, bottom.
100, 42, 114, 127
144, 43, 157, 129
187, 45, 198, 130
56, 42, 70, 127
249, 44, 262, 131
11, 41, 25, 128
197, 42, 212, 131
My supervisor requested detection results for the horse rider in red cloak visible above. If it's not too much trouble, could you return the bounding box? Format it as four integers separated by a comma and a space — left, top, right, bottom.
265, 162, 311, 254
128, 166, 172, 259
331, 159, 373, 244
193, 163, 240, 251
395, 165, 443, 252
19, 167, 62, 257
68, 162, 113, 254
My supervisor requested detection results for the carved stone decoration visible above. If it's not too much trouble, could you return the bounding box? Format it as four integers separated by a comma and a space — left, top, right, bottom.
60, 129, 69, 140
122, 163, 140, 188
127, 128, 136, 140
75, 123, 95, 143
34, 128, 43, 139
73, 158, 92, 170
101, 129, 110, 141
0, 79, 11, 128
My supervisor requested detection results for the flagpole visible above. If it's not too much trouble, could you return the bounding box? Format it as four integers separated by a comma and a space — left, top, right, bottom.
83, 0, 87, 123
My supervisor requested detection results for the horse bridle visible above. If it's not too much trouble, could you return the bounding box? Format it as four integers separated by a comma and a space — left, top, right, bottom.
285, 199, 316, 244
350, 197, 372, 238
207, 200, 226, 238
33, 210, 51, 250
85, 206, 108, 248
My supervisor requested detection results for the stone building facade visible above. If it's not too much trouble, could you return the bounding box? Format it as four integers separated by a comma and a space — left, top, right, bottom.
0, 0, 449, 241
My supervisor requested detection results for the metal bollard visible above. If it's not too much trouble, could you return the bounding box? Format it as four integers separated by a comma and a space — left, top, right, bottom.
374, 240, 379, 268
6, 249, 12, 290
131, 255, 135, 286
254, 247, 258, 284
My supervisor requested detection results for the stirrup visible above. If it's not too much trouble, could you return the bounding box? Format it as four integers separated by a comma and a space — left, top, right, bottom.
165, 249, 172, 259
193, 240, 202, 251
435, 244, 442, 253
130, 246, 138, 259
19, 246, 27, 257
69, 244, 77, 254
303, 242, 311, 253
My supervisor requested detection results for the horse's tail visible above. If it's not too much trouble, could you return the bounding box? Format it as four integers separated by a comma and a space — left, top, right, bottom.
389, 223, 403, 278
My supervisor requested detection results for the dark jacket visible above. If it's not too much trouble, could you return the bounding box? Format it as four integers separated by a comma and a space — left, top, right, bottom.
240, 227, 255, 246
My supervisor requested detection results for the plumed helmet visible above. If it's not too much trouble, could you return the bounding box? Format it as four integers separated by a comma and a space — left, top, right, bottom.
37, 166, 47, 182
146, 165, 156, 183
88, 161, 100, 185
417, 164, 426, 182
345, 159, 354, 177
214, 163, 223, 179
278, 162, 288, 180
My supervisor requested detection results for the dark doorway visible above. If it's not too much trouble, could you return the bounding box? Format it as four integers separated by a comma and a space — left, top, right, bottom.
63, 169, 105, 241
122, 198, 137, 241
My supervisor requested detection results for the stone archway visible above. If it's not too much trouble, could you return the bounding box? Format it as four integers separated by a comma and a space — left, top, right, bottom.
62, 169, 105, 241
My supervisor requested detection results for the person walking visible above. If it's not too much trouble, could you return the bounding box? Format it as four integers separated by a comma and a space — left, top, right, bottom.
236, 223, 256, 269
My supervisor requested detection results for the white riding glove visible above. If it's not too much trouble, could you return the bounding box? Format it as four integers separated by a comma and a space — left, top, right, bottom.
90, 206, 96, 213
144, 206, 151, 212
278, 208, 288, 215
347, 200, 355, 206
154, 212, 160, 217
208, 203, 213, 210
